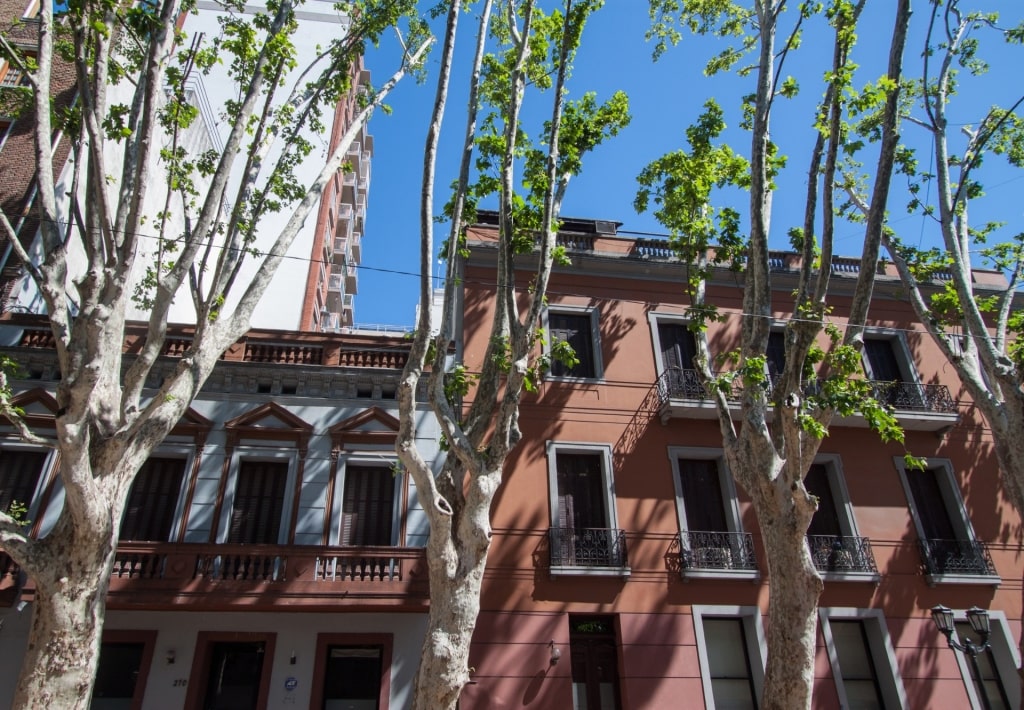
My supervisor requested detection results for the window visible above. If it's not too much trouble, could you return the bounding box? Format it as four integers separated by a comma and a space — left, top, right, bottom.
670, 448, 756, 577
546, 443, 627, 573
650, 316, 706, 401
227, 460, 289, 544
949, 610, 1021, 709
120, 457, 187, 542
568, 615, 622, 710
765, 330, 786, 380
0, 447, 48, 521
819, 609, 907, 710
92, 631, 156, 710
0, 51, 34, 88
894, 457, 997, 582
803, 456, 877, 578
693, 606, 766, 710
547, 308, 601, 379
340, 465, 397, 546
862, 334, 924, 409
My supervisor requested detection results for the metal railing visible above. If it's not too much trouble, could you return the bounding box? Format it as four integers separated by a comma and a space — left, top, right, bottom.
807, 535, 878, 574
548, 527, 628, 569
677, 531, 758, 572
657, 368, 957, 415
919, 538, 997, 577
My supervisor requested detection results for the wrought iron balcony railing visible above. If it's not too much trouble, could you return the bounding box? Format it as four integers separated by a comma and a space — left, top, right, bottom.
657, 368, 957, 416
548, 527, 628, 569
677, 531, 758, 572
656, 368, 742, 402
867, 380, 957, 413
918, 538, 997, 577
807, 535, 878, 574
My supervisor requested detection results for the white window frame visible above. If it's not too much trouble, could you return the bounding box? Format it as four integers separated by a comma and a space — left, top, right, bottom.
893, 456, 999, 585
0, 439, 57, 525
669, 447, 756, 581
692, 605, 767, 710
807, 454, 879, 582
819, 608, 908, 709
948, 608, 1021, 709
545, 441, 626, 577
217, 446, 300, 545
543, 305, 603, 381
647, 312, 692, 376
332, 454, 404, 547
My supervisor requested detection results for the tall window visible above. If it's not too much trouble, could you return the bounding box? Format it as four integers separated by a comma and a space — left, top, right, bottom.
227, 461, 288, 544
805, 463, 842, 538
120, 457, 186, 542
896, 459, 994, 579
321, 646, 384, 709
829, 620, 886, 708
341, 466, 396, 546
547, 443, 625, 571
765, 331, 786, 380
672, 450, 755, 575
820, 609, 907, 709
956, 622, 1012, 710
693, 609, 766, 710
549, 310, 598, 378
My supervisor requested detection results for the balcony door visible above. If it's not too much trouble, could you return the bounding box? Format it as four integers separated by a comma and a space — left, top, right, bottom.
569, 616, 622, 710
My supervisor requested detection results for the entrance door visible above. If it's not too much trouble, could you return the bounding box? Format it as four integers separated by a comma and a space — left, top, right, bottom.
201, 642, 267, 710
322, 645, 384, 710
569, 616, 622, 710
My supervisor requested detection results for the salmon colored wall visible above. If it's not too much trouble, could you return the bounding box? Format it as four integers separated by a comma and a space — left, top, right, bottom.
459, 234, 1022, 709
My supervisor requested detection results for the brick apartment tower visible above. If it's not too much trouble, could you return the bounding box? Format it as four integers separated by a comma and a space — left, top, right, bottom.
297, 59, 373, 333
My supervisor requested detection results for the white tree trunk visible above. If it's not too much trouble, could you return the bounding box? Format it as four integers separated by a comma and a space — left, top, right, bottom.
11, 515, 116, 709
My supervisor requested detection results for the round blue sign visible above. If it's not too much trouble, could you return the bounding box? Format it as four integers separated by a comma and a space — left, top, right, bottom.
285, 677, 298, 692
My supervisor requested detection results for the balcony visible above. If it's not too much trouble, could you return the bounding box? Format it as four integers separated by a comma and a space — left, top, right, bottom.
101, 542, 428, 609
918, 538, 999, 585
548, 527, 629, 576
656, 368, 958, 432
350, 229, 362, 262
807, 534, 878, 579
674, 531, 758, 579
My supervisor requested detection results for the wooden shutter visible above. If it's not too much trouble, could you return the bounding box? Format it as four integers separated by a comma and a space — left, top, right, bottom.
658, 322, 697, 372
906, 467, 959, 541
550, 312, 595, 377
766, 331, 787, 377
805, 464, 843, 538
0, 449, 47, 513
864, 339, 904, 382
120, 457, 186, 541
679, 459, 729, 532
228, 461, 288, 544
556, 454, 607, 530
341, 466, 395, 546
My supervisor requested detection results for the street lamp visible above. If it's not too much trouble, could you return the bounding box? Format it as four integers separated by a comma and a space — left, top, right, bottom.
930, 605, 994, 710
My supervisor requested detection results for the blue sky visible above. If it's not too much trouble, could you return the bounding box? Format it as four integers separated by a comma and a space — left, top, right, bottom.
353, 2, 1024, 328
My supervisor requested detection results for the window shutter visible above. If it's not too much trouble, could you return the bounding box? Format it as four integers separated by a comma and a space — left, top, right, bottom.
120, 457, 186, 541
341, 466, 395, 546
864, 339, 904, 382
556, 454, 607, 530
0, 450, 47, 513
805, 464, 842, 538
906, 467, 959, 541
228, 461, 288, 544
766, 331, 786, 377
658, 323, 697, 372
551, 313, 595, 377
679, 459, 728, 533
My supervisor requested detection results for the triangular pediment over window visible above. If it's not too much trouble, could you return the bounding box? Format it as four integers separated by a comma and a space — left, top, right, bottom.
329, 407, 400, 450
224, 401, 313, 449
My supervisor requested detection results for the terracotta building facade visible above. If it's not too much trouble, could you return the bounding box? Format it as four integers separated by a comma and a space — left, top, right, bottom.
455, 213, 1022, 710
